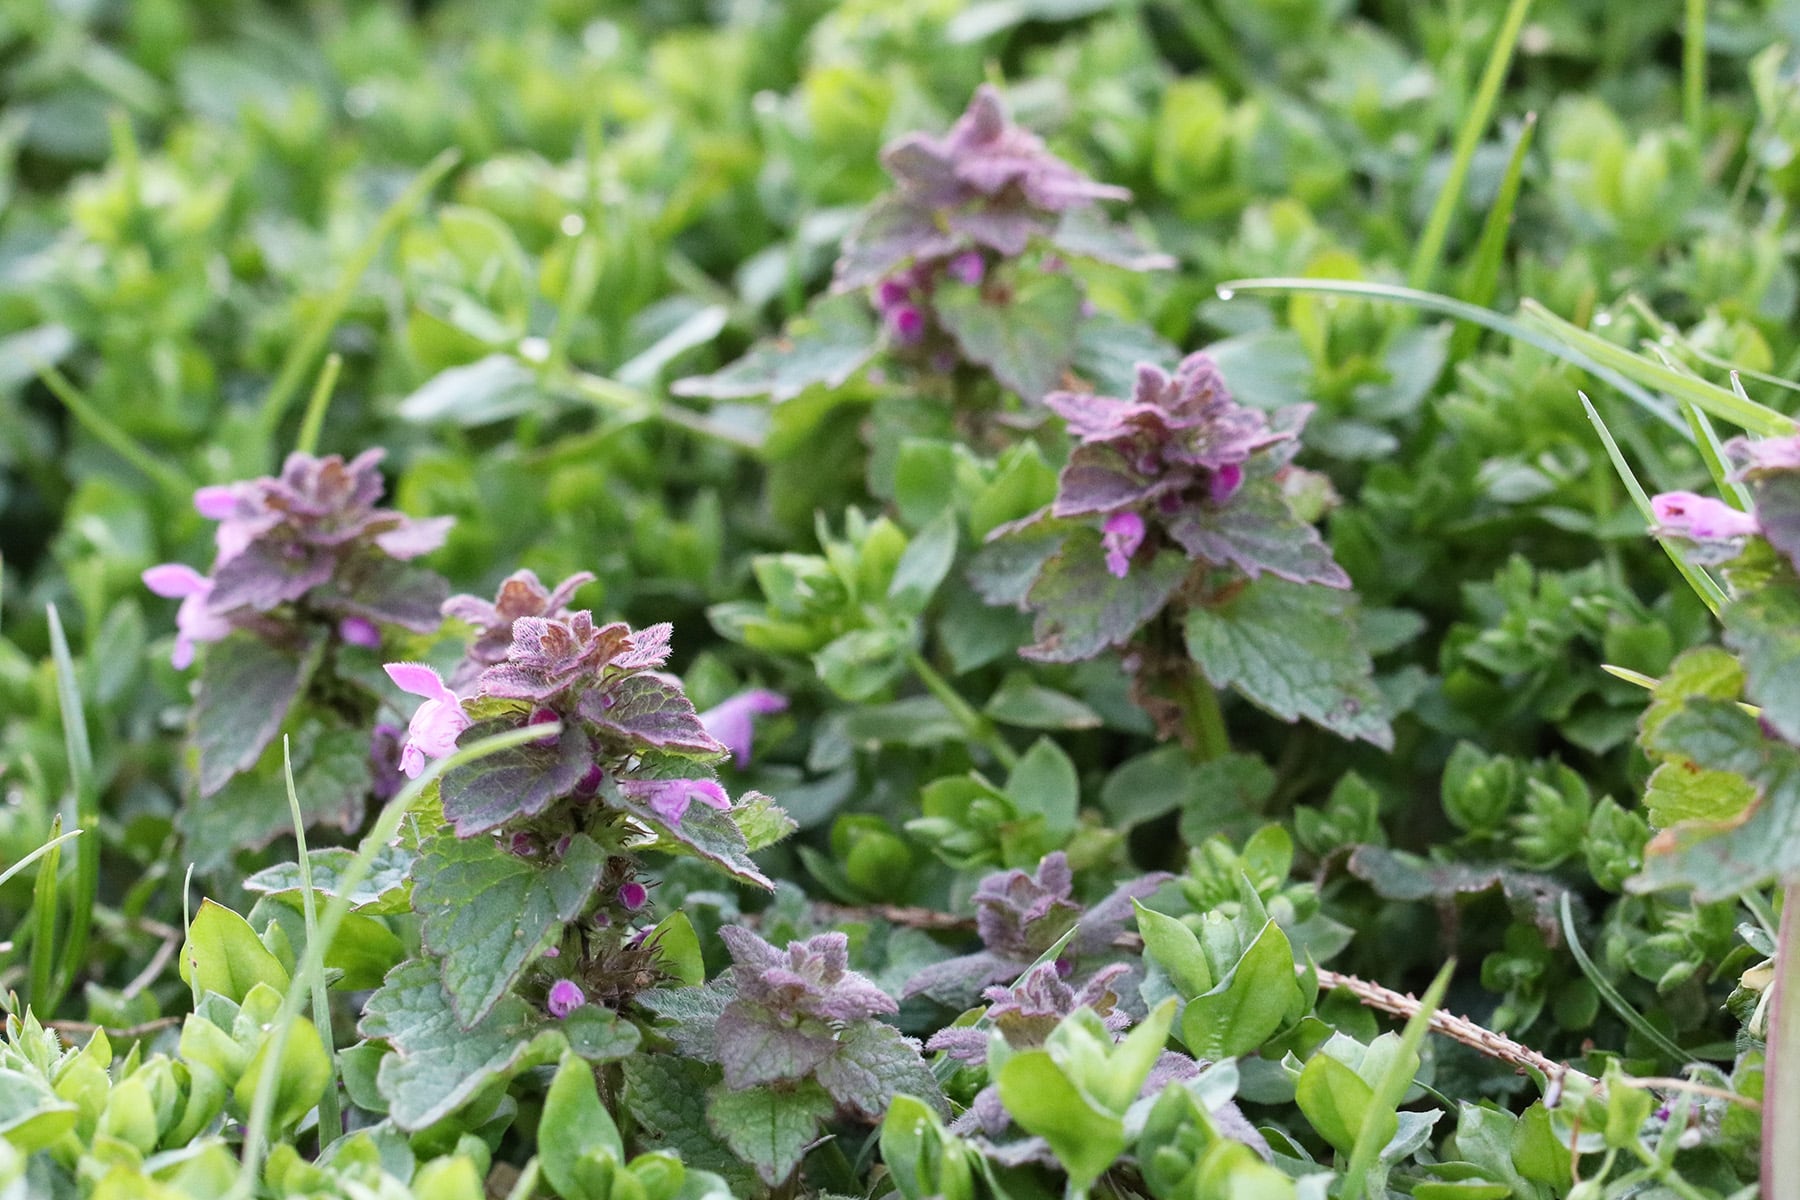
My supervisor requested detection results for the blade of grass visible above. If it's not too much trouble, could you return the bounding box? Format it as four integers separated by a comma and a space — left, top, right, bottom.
27, 816, 62, 1017
1219, 278, 1688, 435
1682, 392, 1754, 511
1408, 0, 1534, 290
45, 605, 98, 1009
1561, 893, 1692, 1065
232, 720, 559, 1196
1579, 393, 1727, 617
182, 862, 200, 1011
1451, 112, 1536, 359
1523, 300, 1793, 435
281, 737, 342, 1148
35, 365, 192, 499
293, 354, 343, 458
0, 827, 82, 892
1341, 961, 1454, 1200
1625, 293, 1800, 396
1601, 664, 1760, 715
1685, 0, 1707, 141
253, 148, 460, 458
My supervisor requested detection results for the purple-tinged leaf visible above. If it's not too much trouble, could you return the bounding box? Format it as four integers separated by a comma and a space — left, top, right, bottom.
1050, 207, 1175, 272
193, 629, 325, 797
968, 527, 1067, 608
1184, 576, 1392, 748
439, 718, 595, 836
1051, 444, 1166, 517
833, 198, 961, 291
413, 828, 607, 1027
613, 789, 773, 889
815, 1021, 942, 1119
207, 540, 336, 612
328, 554, 451, 632
1020, 533, 1188, 663
580, 673, 728, 758
1746, 472, 1800, 576
900, 949, 1021, 1004
714, 1005, 838, 1090
1164, 476, 1351, 588
1347, 846, 1573, 940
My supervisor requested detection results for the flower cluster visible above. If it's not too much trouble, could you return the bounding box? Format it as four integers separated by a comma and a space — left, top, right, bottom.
835, 85, 1167, 371
143, 450, 451, 667
1043, 353, 1311, 580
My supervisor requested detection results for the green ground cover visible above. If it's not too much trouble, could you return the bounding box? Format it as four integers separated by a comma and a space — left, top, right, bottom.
2, 1, 1799, 1196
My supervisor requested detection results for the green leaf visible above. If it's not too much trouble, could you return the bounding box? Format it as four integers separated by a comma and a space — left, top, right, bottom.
615, 791, 774, 889
560, 1006, 643, 1064
995, 1051, 1123, 1194
1023, 534, 1188, 663
541, 1053, 624, 1198
672, 294, 877, 402
888, 512, 959, 616
1180, 920, 1304, 1059
180, 899, 290, 1004
624, 1056, 754, 1194
362, 959, 565, 1130
933, 273, 1083, 402
813, 1021, 942, 1119
1134, 902, 1213, 998
192, 630, 324, 797
413, 829, 607, 1026
233, 1017, 330, 1134
180, 721, 371, 869
1643, 759, 1756, 829
1185, 576, 1393, 748
1071, 310, 1180, 397
647, 911, 704, 987
398, 354, 539, 426
1004, 737, 1079, 837
704, 1081, 835, 1186
245, 843, 415, 915
1635, 698, 1800, 899
1297, 1050, 1386, 1156
586, 673, 727, 759
983, 672, 1103, 730
1723, 584, 1800, 744
0, 1069, 77, 1153
439, 718, 596, 837
731, 791, 798, 853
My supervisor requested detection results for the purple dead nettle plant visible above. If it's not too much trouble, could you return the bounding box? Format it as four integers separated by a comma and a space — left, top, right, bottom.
902, 851, 1167, 1007
387, 571, 791, 1018
1653, 433, 1800, 571
637, 924, 944, 1185
837, 85, 1170, 395
142, 449, 452, 799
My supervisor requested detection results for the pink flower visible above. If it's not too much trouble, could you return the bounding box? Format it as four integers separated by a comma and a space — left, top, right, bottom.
338, 616, 381, 648
1209, 463, 1244, 506
947, 251, 986, 286
192, 485, 239, 520
699, 688, 789, 767
618, 882, 648, 911
1101, 512, 1146, 579
887, 303, 927, 345
142, 564, 232, 669
620, 777, 731, 824
383, 662, 473, 777
875, 277, 914, 309
1650, 492, 1759, 541
547, 979, 585, 1019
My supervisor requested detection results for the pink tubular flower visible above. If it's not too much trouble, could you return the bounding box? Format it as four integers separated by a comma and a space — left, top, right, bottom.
1101, 512, 1146, 579
383, 662, 473, 777
699, 689, 789, 767
947, 251, 986, 286
1208, 463, 1244, 506
1650, 492, 1760, 541
620, 777, 731, 825
192, 485, 239, 520
338, 616, 381, 649
887, 303, 927, 345
547, 979, 586, 1019
618, 881, 649, 911
142, 564, 232, 669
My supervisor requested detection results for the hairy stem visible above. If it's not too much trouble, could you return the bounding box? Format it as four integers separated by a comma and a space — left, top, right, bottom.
1179, 669, 1229, 763
1765, 884, 1800, 1191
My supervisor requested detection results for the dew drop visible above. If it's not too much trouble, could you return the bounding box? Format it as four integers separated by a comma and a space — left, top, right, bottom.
1215, 286, 1236, 301
560, 213, 586, 238
1593, 312, 1613, 327
519, 336, 551, 364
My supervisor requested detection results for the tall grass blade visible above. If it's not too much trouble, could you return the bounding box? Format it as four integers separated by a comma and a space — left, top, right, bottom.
254, 148, 460, 458
27, 816, 62, 1016
1561, 894, 1691, 1065
1341, 961, 1454, 1200
1451, 112, 1536, 359
1685, 0, 1708, 140
1523, 301, 1793, 435
294, 354, 343, 459
1408, 0, 1534, 290
1682, 393, 1754, 511
282, 737, 343, 1148
45, 605, 98, 1007
1579, 393, 1727, 617
1219, 278, 1687, 435
36, 365, 192, 499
